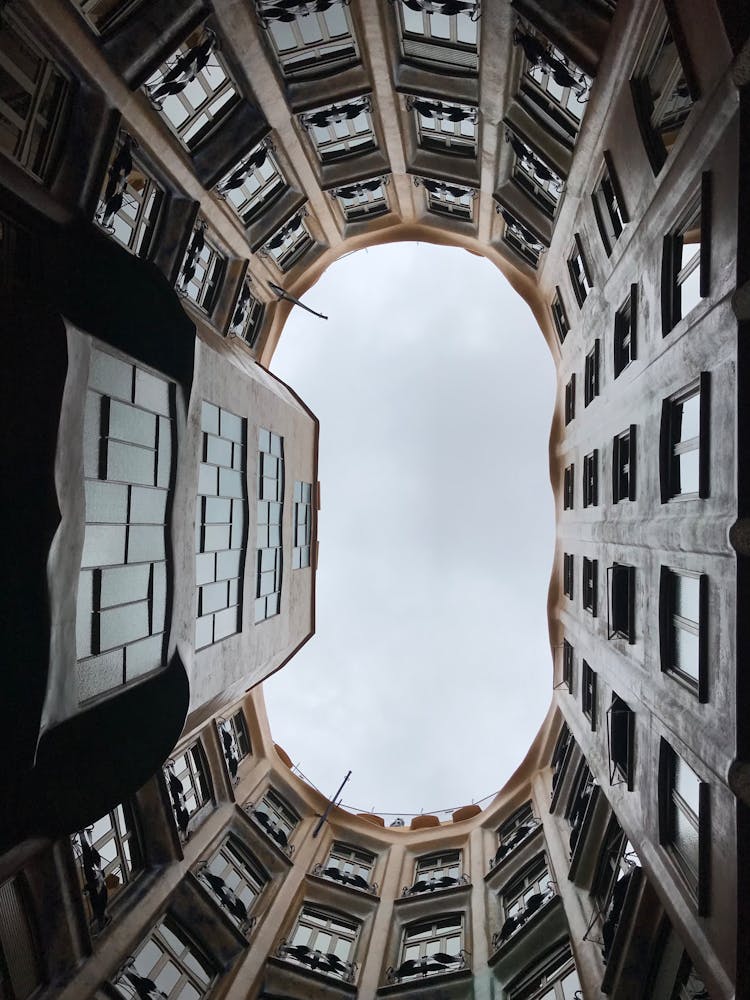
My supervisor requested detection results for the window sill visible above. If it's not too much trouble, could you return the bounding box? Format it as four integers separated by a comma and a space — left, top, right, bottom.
265, 956, 357, 996
394, 880, 471, 908
378, 967, 473, 996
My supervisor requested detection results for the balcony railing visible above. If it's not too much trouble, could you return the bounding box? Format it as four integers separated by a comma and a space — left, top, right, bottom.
386, 949, 468, 984
492, 886, 556, 950
489, 817, 541, 870
276, 937, 357, 983
312, 862, 378, 894
401, 873, 470, 897
243, 802, 295, 857
197, 864, 256, 936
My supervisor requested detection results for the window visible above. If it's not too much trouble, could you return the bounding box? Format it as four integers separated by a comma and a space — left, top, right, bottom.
0, 16, 68, 182
492, 803, 539, 867
300, 97, 376, 162
567, 761, 596, 851
257, 1, 358, 79
631, 11, 696, 174
199, 838, 265, 932
647, 925, 711, 1000
262, 211, 314, 272
76, 348, 174, 703
317, 843, 376, 892
0, 876, 42, 1000
568, 235, 593, 307
111, 918, 214, 999
216, 140, 287, 226
584, 340, 600, 405
507, 128, 564, 218
280, 906, 358, 982
411, 97, 477, 156
583, 558, 597, 616
564, 375, 575, 424
195, 402, 247, 648
612, 426, 636, 502
164, 743, 212, 840
662, 176, 710, 333
607, 694, 635, 788
422, 178, 475, 221
406, 850, 464, 895
582, 661, 596, 728
390, 915, 466, 983
497, 205, 546, 267
332, 176, 389, 221
496, 858, 554, 945
248, 787, 299, 851
563, 553, 574, 600
551, 724, 573, 800
293, 481, 313, 569
508, 945, 581, 1000
75, 0, 146, 34
592, 153, 628, 255
659, 568, 707, 699
218, 708, 251, 780
144, 28, 239, 150
562, 639, 574, 692
514, 24, 590, 145
563, 464, 574, 510
659, 742, 707, 909
95, 134, 163, 257
551, 288, 569, 345
255, 428, 284, 621
71, 803, 141, 931
583, 450, 598, 508
592, 822, 640, 962
177, 222, 227, 314
608, 563, 636, 642
614, 286, 638, 377
227, 280, 265, 346
660, 375, 710, 500
396, 2, 479, 73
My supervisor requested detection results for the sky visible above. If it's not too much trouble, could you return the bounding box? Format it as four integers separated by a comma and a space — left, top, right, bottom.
262, 241, 556, 821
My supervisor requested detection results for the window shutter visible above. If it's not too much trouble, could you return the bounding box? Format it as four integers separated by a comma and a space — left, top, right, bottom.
661, 235, 676, 336
592, 560, 598, 617
700, 172, 712, 298
592, 448, 599, 506
659, 399, 671, 503
594, 339, 600, 394
628, 425, 637, 501
570, 373, 576, 420
575, 232, 593, 288
627, 565, 636, 644
603, 149, 630, 224
591, 190, 610, 255
630, 283, 638, 360
658, 566, 671, 672
699, 372, 711, 498
698, 573, 709, 702
612, 436, 619, 503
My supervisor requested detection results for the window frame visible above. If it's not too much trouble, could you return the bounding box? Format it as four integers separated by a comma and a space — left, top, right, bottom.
658, 741, 709, 913
567, 233, 593, 307
317, 842, 377, 892
612, 426, 637, 503
606, 695, 635, 789
164, 742, 213, 840
71, 802, 142, 931
281, 905, 359, 983
227, 280, 265, 346
248, 787, 299, 853
217, 707, 251, 781
583, 450, 598, 508
582, 660, 597, 729
660, 374, 710, 502
562, 639, 574, 692
396, 2, 479, 74
95, 134, 164, 258
659, 567, 708, 701
300, 97, 377, 163
391, 914, 466, 983
507, 944, 581, 1000
406, 850, 464, 896
111, 918, 215, 999
255, 428, 284, 622
177, 222, 227, 315
411, 96, 478, 156
199, 837, 266, 933
584, 339, 600, 406
607, 563, 636, 643
591, 151, 629, 255
563, 463, 574, 510
551, 288, 570, 345
564, 374, 575, 425
563, 553, 574, 600
495, 856, 555, 947
216, 140, 288, 227
258, 1, 359, 80
614, 285, 638, 378
583, 558, 598, 617
662, 174, 711, 334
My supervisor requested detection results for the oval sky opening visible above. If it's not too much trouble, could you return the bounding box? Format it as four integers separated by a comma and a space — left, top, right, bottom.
264, 241, 556, 818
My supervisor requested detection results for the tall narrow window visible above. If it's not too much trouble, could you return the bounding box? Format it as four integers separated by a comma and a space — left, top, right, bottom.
216, 140, 287, 226
662, 177, 710, 333
584, 340, 600, 405
280, 906, 359, 982
144, 28, 239, 150
95, 134, 163, 257
562, 639, 574, 692
262, 211, 314, 272
164, 743, 212, 840
563, 464, 574, 510
563, 553, 574, 600
659, 742, 707, 910
612, 426, 636, 502
390, 915, 466, 983
583, 450, 598, 508
227, 280, 265, 346
422, 178, 475, 221
199, 839, 265, 933
660, 375, 710, 500
293, 481, 312, 569
406, 851, 464, 895
583, 559, 597, 616
255, 429, 284, 622
551, 289, 569, 345
218, 708, 251, 781
496, 858, 555, 945
300, 97, 376, 162
317, 843, 376, 892
592, 153, 628, 255
568, 235, 593, 307
177, 222, 226, 314
608, 563, 636, 643
614, 286, 638, 377
659, 568, 707, 699
257, 1, 358, 79
71, 803, 141, 931
333, 177, 389, 221
582, 661, 596, 728
607, 695, 635, 789
111, 919, 215, 999
0, 16, 69, 182
76, 349, 174, 703
196, 403, 247, 648
247, 787, 299, 852
564, 375, 575, 425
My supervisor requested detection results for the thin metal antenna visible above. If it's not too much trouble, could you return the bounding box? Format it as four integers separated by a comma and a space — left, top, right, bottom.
269, 281, 328, 320
312, 770, 351, 838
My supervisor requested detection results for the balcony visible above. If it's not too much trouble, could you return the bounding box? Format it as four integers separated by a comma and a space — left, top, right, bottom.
401, 873, 470, 898
489, 817, 542, 872
385, 949, 469, 985
243, 802, 295, 858
275, 937, 356, 984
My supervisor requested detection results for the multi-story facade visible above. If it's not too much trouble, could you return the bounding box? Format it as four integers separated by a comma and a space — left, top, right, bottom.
1, 0, 748, 998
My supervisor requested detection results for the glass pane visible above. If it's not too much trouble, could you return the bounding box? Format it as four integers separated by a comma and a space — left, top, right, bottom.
673, 625, 700, 681
674, 756, 700, 815
674, 574, 700, 623
678, 449, 700, 494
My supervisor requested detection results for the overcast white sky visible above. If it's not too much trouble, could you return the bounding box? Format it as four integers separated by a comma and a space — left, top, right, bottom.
263, 241, 556, 820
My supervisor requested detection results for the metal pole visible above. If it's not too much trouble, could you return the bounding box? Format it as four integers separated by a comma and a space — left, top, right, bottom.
269, 281, 328, 320
312, 770, 351, 838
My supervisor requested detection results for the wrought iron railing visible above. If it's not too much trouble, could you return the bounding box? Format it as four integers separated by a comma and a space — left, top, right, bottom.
312, 862, 378, 895
489, 816, 541, 870
385, 948, 469, 984
276, 937, 357, 982
243, 802, 295, 857
492, 886, 556, 950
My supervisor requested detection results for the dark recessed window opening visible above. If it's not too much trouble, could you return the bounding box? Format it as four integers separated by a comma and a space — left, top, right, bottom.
583, 450, 598, 508
607, 694, 635, 789
583, 558, 598, 616
614, 285, 638, 377
660, 375, 710, 501
612, 426, 637, 503
584, 340, 600, 405
582, 661, 596, 729
608, 563, 636, 643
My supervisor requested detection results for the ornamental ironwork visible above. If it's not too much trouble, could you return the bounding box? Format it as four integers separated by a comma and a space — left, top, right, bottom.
197, 863, 257, 935
414, 176, 476, 200
386, 948, 468, 983
243, 801, 295, 856
164, 758, 192, 840
496, 205, 546, 255
388, 0, 480, 20
312, 862, 378, 894
145, 29, 217, 107
329, 176, 388, 201
276, 937, 357, 982
489, 815, 541, 869
406, 96, 478, 124
401, 872, 470, 896
71, 827, 110, 931
216, 141, 273, 198
262, 209, 307, 253
513, 24, 590, 103
491, 885, 556, 950
96, 133, 136, 233
177, 221, 207, 297
505, 127, 563, 194
300, 98, 371, 130
256, 0, 350, 26
227, 283, 255, 338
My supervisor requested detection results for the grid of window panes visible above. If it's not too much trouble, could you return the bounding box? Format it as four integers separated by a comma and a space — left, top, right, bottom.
504, 225, 542, 268
292, 481, 312, 569
287, 907, 358, 977
76, 0, 146, 33
95, 141, 163, 257
336, 180, 389, 221
502, 858, 553, 923
664, 745, 702, 892
256, 788, 298, 842
593, 163, 626, 254
568, 240, 592, 305
520, 34, 588, 141
667, 570, 701, 685
583, 556, 598, 613
414, 99, 477, 155
195, 403, 247, 648
400, 916, 463, 980
112, 919, 214, 1000
264, 217, 314, 272
165, 744, 212, 829
178, 229, 226, 313
666, 384, 701, 498
0, 16, 68, 182
71, 803, 141, 927
255, 429, 284, 621
325, 843, 376, 885
218, 143, 287, 226
219, 708, 251, 776
227, 281, 265, 344
305, 101, 376, 161
144, 32, 238, 150
414, 850, 461, 886
397, 3, 478, 72
513, 149, 562, 217
259, 2, 358, 78
635, 18, 694, 166
670, 199, 703, 325
426, 183, 473, 220
509, 946, 581, 1000
202, 839, 265, 929
76, 349, 174, 703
